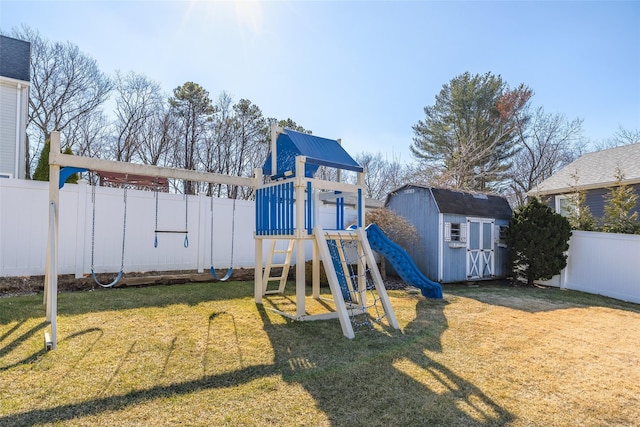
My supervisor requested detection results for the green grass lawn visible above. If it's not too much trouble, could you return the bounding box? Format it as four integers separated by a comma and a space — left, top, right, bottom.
1, 281, 639, 426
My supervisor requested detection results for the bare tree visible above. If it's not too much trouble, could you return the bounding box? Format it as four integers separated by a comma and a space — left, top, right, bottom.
354, 152, 407, 200
137, 108, 176, 167
61, 109, 110, 158
202, 95, 268, 199
8, 25, 113, 176
508, 106, 585, 205
227, 99, 268, 199
203, 92, 235, 197
593, 126, 640, 151
109, 71, 165, 163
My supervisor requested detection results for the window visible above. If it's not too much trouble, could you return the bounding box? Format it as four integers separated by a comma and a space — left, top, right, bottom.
450, 223, 461, 241
555, 194, 576, 217
495, 225, 508, 247
445, 222, 467, 242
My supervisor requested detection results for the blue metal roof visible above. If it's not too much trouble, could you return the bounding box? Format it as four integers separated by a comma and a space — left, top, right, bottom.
262, 129, 363, 178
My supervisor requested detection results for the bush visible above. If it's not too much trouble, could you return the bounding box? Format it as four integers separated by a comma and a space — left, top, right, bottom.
365, 208, 420, 249
507, 197, 572, 286
601, 169, 640, 234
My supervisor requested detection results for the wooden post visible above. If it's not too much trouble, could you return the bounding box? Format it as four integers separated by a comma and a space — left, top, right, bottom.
45, 131, 61, 350
295, 156, 306, 317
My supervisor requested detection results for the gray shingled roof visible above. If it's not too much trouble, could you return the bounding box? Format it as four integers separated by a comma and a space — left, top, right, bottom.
430, 187, 512, 219
0, 35, 31, 82
387, 184, 512, 219
531, 143, 640, 195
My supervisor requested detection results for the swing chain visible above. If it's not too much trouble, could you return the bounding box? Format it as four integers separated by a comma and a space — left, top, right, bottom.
120, 185, 128, 271
184, 187, 189, 248
90, 179, 127, 282
154, 181, 159, 234
90, 182, 96, 272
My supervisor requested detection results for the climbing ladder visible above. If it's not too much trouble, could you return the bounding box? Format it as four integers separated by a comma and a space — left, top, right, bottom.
262, 239, 295, 295
314, 226, 399, 337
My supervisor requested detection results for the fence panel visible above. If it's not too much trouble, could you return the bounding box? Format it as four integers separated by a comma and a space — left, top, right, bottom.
563, 231, 640, 304
0, 179, 356, 277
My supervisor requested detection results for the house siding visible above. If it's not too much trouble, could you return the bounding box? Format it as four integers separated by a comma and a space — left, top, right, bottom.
548, 185, 640, 223
0, 36, 30, 180
587, 185, 640, 219
0, 83, 18, 176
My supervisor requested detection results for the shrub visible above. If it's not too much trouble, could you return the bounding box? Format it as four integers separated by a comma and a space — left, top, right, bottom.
365, 208, 420, 249
565, 191, 597, 231
507, 197, 572, 286
601, 168, 640, 234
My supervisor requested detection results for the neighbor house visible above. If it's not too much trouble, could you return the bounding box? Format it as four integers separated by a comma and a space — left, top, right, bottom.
385, 185, 512, 283
529, 143, 640, 220
0, 35, 31, 180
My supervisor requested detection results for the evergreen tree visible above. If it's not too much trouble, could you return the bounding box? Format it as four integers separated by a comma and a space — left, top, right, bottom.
32, 139, 50, 181
32, 140, 79, 183
507, 197, 572, 286
565, 191, 597, 231
411, 71, 532, 191
601, 168, 640, 234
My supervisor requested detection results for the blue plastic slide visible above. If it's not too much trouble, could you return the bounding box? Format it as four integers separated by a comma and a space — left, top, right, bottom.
365, 224, 443, 299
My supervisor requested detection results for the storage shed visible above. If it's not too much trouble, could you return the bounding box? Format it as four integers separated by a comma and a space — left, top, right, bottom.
385, 185, 512, 283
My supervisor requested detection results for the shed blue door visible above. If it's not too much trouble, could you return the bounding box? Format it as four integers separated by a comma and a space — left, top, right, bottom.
466, 218, 494, 279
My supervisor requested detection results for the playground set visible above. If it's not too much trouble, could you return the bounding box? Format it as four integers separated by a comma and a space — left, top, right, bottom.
43, 125, 442, 350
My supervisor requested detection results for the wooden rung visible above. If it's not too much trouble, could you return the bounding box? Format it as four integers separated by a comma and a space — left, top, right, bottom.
269, 263, 286, 268
267, 276, 285, 281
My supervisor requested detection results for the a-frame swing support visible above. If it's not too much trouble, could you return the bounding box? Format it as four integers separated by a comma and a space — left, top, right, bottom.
44, 131, 254, 350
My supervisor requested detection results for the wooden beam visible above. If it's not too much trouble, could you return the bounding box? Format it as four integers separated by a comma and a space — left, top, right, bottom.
49, 151, 255, 188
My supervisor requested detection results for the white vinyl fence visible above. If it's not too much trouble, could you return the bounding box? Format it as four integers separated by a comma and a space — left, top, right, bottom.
543, 230, 640, 304
0, 179, 357, 278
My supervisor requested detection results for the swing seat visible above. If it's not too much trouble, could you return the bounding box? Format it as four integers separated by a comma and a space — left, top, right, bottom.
154, 232, 189, 248
91, 269, 123, 288
210, 267, 233, 282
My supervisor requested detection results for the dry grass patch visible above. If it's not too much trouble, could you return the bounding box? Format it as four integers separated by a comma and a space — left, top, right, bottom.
0, 281, 639, 426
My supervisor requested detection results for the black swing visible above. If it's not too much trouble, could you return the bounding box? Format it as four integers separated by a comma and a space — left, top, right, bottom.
90, 179, 127, 288
154, 180, 189, 248
209, 194, 237, 281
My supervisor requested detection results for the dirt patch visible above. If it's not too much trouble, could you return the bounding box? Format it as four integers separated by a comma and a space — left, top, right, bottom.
0, 269, 255, 297
0, 269, 408, 297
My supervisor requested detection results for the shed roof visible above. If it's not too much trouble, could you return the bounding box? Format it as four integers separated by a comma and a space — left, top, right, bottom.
531, 143, 640, 196
0, 36, 31, 82
262, 128, 363, 178
387, 184, 512, 220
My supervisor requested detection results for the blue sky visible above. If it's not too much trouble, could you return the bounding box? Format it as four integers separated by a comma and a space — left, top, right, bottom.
1, 1, 639, 162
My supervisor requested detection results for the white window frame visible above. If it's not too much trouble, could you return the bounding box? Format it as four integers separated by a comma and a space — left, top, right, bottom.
555, 194, 577, 217
444, 222, 467, 242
